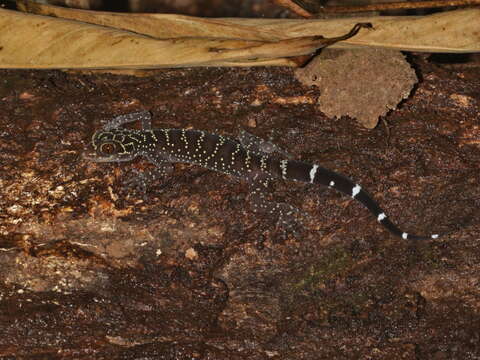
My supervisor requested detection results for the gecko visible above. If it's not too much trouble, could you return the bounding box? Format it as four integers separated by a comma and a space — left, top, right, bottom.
84, 111, 441, 241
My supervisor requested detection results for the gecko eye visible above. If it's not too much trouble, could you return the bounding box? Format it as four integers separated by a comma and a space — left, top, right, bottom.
99, 142, 119, 156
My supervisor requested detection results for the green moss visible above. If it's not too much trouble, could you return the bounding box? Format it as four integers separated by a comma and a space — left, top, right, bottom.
293, 246, 352, 295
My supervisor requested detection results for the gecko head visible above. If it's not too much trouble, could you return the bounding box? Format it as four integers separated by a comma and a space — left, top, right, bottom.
85, 129, 140, 162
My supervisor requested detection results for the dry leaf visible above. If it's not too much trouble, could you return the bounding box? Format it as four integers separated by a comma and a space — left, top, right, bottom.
3, 2, 479, 70
0, 8, 369, 69
18, 1, 480, 53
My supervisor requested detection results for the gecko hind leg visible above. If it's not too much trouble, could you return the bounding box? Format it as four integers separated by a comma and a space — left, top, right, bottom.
104, 111, 152, 131
238, 130, 292, 158
248, 179, 305, 238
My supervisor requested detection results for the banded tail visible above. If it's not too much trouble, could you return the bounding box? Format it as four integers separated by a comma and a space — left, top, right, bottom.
277, 159, 440, 240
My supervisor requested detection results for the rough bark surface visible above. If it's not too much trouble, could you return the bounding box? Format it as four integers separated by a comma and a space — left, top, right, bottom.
1, 56, 479, 359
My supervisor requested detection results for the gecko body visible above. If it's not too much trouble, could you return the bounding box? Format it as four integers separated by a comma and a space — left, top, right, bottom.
86, 111, 440, 241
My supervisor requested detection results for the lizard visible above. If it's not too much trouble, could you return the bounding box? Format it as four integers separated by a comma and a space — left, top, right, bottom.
84, 111, 441, 241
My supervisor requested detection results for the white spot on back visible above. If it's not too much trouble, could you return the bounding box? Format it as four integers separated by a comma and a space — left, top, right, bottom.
309, 165, 318, 184
329, 181, 335, 187
402, 232, 408, 239
431, 234, 439, 239
377, 212, 386, 222
351, 184, 361, 198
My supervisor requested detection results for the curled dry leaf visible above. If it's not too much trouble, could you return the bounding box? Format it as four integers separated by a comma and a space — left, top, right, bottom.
1, 1, 476, 70
0, 7, 370, 69
17, 1, 480, 53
